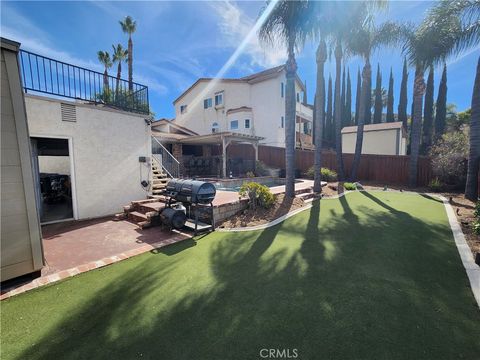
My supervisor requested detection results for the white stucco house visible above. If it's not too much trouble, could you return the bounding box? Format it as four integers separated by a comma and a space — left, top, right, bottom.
10, 43, 153, 224
171, 65, 314, 149
341, 122, 407, 156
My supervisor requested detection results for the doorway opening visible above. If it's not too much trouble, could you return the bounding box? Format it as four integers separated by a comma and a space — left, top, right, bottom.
31, 137, 73, 224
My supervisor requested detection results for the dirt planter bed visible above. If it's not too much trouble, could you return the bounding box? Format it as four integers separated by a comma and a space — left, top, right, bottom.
217, 194, 306, 229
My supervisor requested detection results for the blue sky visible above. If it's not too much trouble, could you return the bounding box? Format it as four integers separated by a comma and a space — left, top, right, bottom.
1, 1, 478, 119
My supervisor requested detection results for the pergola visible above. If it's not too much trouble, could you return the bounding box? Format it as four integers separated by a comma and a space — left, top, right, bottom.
179, 132, 264, 178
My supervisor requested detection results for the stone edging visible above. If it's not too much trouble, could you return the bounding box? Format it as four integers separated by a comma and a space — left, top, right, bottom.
436, 195, 480, 308
216, 191, 354, 232
217, 190, 480, 308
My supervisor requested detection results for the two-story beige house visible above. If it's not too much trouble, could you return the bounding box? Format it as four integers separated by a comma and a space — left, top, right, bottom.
171, 66, 314, 149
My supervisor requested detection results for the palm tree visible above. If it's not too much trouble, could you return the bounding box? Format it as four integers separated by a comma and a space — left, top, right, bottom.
97, 50, 112, 91
348, 20, 403, 180
259, 0, 309, 198
112, 44, 128, 97
403, 0, 477, 187
119, 16, 137, 91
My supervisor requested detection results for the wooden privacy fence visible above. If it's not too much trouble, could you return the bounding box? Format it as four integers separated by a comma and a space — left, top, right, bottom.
228, 144, 433, 187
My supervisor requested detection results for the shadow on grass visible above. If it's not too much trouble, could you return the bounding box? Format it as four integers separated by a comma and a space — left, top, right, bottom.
6, 193, 480, 360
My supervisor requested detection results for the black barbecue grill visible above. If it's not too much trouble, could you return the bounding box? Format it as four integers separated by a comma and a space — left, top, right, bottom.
162, 179, 216, 235
165, 179, 216, 204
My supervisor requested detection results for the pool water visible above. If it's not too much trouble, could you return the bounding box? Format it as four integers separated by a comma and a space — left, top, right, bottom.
214, 179, 289, 192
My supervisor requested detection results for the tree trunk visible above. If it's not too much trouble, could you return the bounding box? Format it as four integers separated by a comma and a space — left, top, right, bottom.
408, 65, 425, 187
128, 36, 133, 91
355, 68, 361, 125
351, 57, 371, 181
346, 69, 352, 126
334, 42, 345, 180
103, 69, 109, 91
365, 64, 372, 125
116, 62, 121, 99
285, 46, 297, 198
465, 56, 480, 201
313, 39, 326, 193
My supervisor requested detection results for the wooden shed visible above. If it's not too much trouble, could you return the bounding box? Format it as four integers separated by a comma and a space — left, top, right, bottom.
1, 38, 44, 281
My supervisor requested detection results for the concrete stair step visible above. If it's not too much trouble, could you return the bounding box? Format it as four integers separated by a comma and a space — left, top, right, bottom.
139, 202, 165, 213
128, 211, 148, 223
149, 195, 168, 201
295, 187, 313, 195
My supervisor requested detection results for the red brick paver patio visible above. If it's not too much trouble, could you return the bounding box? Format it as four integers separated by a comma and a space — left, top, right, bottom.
1, 217, 191, 300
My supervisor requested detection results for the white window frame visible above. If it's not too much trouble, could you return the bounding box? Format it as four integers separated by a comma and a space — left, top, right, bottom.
180, 104, 188, 114
204, 98, 212, 109
215, 92, 224, 107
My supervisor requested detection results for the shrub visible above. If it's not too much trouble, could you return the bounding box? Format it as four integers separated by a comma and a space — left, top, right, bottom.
428, 178, 444, 192
473, 220, 480, 235
343, 182, 357, 191
429, 131, 468, 189
255, 161, 270, 176
239, 182, 275, 210
475, 202, 480, 219
246, 171, 255, 178
305, 166, 338, 182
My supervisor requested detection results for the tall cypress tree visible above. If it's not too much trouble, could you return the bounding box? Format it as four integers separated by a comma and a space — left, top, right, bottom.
435, 64, 447, 139
386, 68, 394, 123
346, 69, 352, 126
355, 68, 361, 125
365, 65, 372, 124
341, 66, 346, 127
398, 58, 408, 129
422, 66, 434, 153
326, 74, 333, 145
408, 101, 415, 155
373, 64, 383, 124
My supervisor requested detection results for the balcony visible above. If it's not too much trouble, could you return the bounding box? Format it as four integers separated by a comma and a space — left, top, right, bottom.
19, 49, 149, 115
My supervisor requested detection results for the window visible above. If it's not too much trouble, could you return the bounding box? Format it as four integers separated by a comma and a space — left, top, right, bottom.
180, 104, 187, 114
244, 119, 250, 129
281, 116, 284, 128
212, 122, 219, 133
230, 120, 239, 130
296, 93, 300, 102
215, 92, 223, 106
281, 82, 284, 98
203, 98, 212, 109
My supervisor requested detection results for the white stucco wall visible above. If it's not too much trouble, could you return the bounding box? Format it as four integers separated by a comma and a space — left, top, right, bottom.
173, 70, 312, 148
342, 128, 406, 155
25, 95, 151, 219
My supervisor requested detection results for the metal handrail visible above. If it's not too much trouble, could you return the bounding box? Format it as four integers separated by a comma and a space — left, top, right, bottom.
152, 136, 180, 178
18, 49, 149, 115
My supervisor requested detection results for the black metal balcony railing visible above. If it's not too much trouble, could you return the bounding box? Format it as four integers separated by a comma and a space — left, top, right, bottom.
19, 49, 149, 115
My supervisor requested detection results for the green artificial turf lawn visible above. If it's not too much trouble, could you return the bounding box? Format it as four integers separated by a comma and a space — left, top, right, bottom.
1, 192, 479, 360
